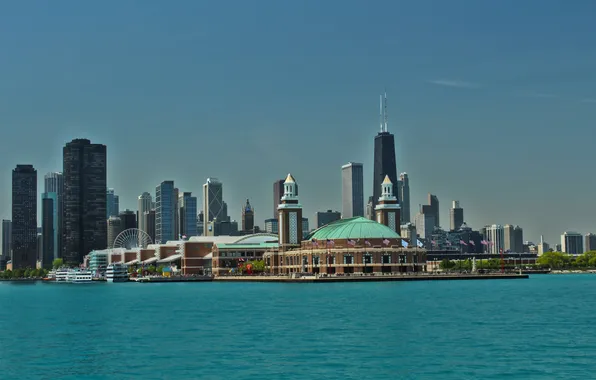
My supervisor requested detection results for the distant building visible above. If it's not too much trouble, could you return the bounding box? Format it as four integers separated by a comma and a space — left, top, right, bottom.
561, 232, 583, 254
196, 211, 204, 237
555, 243, 562, 252
156, 181, 176, 244
264, 218, 279, 234
422, 194, 440, 229
12, 165, 37, 269
449, 201, 464, 231
203, 178, 225, 235
400, 223, 416, 241
107, 217, 123, 249
119, 210, 137, 231
397, 173, 410, 224
584, 233, 596, 252
178, 192, 198, 238
143, 210, 156, 243
63, 138, 107, 264
341, 162, 364, 218
242, 199, 255, 232
106, 188, 119, 218
504, 224, 524, 253
537, 235, 549, 256
415, 211, 435, 240
1, 220, 11, 261
44, 172, 63, 257
372, 93, 398, 210
302, 218, 309, 238
365, 196, 374, 220
137, 192, 153, 235
315, 210, 341, 229
173, 188, 180, 239
41, 192, 58, 265
484, 225, 505, 254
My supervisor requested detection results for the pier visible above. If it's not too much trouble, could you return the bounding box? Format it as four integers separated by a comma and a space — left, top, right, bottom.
214, 273, 529, 283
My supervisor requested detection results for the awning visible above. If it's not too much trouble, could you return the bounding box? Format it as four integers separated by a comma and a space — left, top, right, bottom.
142, 257, 158, 265
158, 253, 182, 263
125, 259, 139, 265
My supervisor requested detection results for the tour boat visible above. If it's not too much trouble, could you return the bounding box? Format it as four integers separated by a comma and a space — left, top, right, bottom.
55, 268, 69, 282
105, 263, 129, 283
66, 269, 94, 284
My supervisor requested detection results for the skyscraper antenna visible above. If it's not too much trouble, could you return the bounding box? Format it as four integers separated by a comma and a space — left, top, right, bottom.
384, 90, 388, 132
379, 94, 383, 133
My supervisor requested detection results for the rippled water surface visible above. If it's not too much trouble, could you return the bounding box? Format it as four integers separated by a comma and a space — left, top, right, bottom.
1, 275, 594, 379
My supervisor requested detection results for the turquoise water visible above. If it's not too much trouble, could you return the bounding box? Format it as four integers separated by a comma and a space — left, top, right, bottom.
0, 275, 594, 379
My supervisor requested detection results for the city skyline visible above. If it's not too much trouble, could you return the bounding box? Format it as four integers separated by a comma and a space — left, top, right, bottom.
2, 1, 596, 244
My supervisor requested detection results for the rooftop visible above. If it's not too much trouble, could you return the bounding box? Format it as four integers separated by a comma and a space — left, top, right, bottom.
306, 217, 401, 241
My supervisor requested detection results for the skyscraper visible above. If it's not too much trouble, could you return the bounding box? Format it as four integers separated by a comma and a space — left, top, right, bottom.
42, 192, 58, 264
44, 172, 63, 257
484, 225, 505, 254
156, 181, 175, 243
585, 233, 596, 253
137, 192, 153, 234
242, 199, 255, 232
422, 194, 440, 229
107, 217, 123, 249
341, 162, 364, 218
274, 179, 298, 219
561, 232, 583, 254
397, 173, 410, 224
1, 220, 11, 261
119, 210, 137, 230
449, 201, 464, 231
63, 138, 107, 264
106, 188, 119, 218
178, 192, 198, 238
12, 165, 37, 269
372, 92, 398, 209
143, 210, 156, 243
203, 178, 224, 235
503, 224, 524, 253
315, 210, 341, 228
41, 194, 55, 268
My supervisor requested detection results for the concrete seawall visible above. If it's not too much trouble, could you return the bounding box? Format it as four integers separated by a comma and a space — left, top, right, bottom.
215, 273, 529, 283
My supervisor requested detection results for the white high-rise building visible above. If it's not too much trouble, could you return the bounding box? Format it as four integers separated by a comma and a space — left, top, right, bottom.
137, 192, 153, 235
561, 232, 583, 254
484, 224, 505, 254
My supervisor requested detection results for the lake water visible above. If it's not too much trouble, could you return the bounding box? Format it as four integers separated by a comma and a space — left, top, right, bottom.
0, 275, 594, 379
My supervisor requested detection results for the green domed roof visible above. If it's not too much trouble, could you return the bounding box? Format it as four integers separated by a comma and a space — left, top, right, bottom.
306, 217, 400, 241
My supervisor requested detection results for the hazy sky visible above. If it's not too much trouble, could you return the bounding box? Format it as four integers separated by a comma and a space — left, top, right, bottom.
1, 0, 595, 245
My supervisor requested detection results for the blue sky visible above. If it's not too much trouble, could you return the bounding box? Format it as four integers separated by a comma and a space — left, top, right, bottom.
1, 0, 595, 245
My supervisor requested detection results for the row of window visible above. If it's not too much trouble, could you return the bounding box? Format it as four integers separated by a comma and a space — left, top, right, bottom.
283, 254, 420, 266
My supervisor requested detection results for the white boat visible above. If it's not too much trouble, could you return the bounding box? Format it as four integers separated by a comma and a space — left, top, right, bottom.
66, 269, 94, 284
55, 268, 69, 282
105, 263, 129, 283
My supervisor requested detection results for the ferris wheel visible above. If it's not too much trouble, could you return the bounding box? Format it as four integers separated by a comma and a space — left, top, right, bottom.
113, 228, 153, 250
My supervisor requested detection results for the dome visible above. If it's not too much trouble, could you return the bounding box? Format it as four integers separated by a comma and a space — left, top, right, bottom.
233, 233, 278, 244
306, 217, 400, 241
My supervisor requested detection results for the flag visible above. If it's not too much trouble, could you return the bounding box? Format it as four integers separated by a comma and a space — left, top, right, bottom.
311, 239, 318, 247
446, 240, 452, 246
416, 239, 424, 248
401, 240, 409, 248
365, 240, 371, 247
348, 239, 356, 246
469, 240, 475, 246
431, 240, 437, 246
383, 239, 390, 246
481, 240, 487, 245
326, 239, 335, 246
459, 240, 468, 246
182, 235, 187, 239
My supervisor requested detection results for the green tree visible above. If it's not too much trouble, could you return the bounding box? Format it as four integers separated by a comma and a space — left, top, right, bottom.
156, 265, 165, 275
13, 268, 24, 278
439, 259, 456, 270
52, 258, 64, 269
2, 270, 13, 279
147, 265, 156, 274
537, 251, 571, 269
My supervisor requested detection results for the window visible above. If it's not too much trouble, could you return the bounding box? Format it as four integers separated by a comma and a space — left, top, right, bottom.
363, 254, 373, 264
382, 254, 391, 264
399, 255, 407, 264
313, 256, 320, 266
343, 255, 354, 264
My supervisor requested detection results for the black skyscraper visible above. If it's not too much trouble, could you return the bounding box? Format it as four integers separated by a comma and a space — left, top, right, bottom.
63, 139, 107, 265
372, 93, 398, 209
12, 165, 37, 269
41, 197, 54, 268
